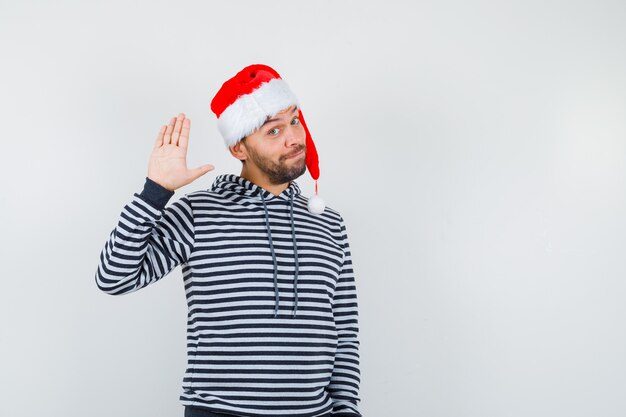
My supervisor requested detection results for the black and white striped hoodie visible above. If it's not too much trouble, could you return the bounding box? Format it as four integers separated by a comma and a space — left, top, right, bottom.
95, 173, 362, 417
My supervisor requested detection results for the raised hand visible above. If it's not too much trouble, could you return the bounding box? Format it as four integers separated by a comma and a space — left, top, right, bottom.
148, 113, 215, 191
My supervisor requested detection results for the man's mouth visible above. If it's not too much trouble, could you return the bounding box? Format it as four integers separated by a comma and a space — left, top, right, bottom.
286, 149, 305, 159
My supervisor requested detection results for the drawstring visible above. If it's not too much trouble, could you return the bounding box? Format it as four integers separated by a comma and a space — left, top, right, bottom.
260, 191, 280, 318
289, 189, 299, 317
259, 187, 300, 318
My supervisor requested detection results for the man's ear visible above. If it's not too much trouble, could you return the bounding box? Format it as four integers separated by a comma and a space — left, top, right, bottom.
229, 139, 247, 163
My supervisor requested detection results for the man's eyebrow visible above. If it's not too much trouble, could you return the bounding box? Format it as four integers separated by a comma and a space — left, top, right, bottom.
261, 105, 299, 127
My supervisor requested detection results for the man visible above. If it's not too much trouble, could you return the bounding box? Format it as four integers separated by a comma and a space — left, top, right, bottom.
95, 64, 362, 417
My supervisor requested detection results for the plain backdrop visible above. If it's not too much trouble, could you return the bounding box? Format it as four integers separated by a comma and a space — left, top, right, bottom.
1, 0, 625, 416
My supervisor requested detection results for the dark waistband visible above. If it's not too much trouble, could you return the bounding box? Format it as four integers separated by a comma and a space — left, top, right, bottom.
184, 405, 331, 417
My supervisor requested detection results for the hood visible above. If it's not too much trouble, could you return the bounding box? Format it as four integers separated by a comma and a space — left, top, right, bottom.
211, 174, 303, 318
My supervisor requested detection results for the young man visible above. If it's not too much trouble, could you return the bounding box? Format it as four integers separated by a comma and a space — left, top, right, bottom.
95, 64, 362, 417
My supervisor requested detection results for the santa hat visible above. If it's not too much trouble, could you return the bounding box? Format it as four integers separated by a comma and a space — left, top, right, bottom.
210, 64, 325, 215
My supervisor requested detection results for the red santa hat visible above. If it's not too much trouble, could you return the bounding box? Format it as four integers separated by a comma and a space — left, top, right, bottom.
210, 64, 325, 215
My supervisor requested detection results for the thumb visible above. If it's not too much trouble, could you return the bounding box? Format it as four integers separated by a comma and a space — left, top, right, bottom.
188, 164, 215, 181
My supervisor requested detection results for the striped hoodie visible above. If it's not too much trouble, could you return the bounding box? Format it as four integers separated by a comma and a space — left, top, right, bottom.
95, 173, 362, 417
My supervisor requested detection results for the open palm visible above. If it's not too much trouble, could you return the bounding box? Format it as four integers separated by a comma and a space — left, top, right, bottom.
148, 113, 214, 191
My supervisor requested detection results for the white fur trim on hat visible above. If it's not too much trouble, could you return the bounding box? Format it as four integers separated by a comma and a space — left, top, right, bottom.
217, 78, 300, 148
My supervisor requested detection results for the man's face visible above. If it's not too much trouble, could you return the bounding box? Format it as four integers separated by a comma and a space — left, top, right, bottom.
239, 105, 307, 185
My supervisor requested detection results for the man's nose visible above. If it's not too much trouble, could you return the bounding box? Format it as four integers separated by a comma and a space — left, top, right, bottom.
285, 124, 305, 146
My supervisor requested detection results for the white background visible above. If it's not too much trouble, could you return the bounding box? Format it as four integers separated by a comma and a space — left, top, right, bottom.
1, 0, 625, 416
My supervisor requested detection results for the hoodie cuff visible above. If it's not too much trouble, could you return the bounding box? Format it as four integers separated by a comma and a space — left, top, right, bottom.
137, 177, 175, 210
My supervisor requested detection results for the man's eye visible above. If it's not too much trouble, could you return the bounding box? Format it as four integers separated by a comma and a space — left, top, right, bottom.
291, 117, 300, 125
268, 127, 279, 135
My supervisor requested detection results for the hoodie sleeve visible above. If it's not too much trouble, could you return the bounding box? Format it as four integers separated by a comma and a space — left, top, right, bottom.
328, 216, 362, 416
95, 177, 195, 296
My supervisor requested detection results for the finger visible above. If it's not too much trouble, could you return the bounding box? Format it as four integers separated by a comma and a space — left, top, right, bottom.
153, 125, 167, 149
179, 118, 191, 149
189, 164, 215, 181
164, 116, 176, 144
172, 112, 185, 146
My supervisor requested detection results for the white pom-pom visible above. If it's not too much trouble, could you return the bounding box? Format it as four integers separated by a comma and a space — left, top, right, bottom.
307, 194, 325, 214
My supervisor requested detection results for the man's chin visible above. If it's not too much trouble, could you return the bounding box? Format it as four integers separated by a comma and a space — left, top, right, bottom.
284, 165, 307, 182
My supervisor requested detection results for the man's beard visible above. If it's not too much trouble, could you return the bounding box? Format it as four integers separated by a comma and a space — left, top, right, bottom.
247, 145, 307, 185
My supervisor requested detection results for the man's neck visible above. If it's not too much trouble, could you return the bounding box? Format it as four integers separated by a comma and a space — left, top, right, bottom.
239, 167, 288, 197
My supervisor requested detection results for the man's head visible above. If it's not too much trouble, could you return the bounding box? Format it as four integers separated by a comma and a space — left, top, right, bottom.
229, 104, 307, 185
210, 64, 319, 181
210, 64, 325, 213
